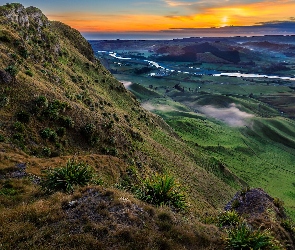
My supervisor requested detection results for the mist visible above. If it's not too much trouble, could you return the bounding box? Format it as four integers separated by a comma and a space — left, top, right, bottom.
199, 103, 254, 127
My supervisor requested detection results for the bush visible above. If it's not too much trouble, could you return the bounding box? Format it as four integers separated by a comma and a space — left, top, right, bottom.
80, 123, 96, 139
25, 70, 33, 77
43, 100, 69, 120
226, 224, 281, 250
281, 219, 295, 233
13, 121, 25, 132
136, 174, 187, 210
56, 127, 66, 137
0, 94, 9, 107
42, 147, 51, 157
217, 210, 242, 227
18, 46, 28, 59
35, 96, 48, 108
58, 115, 74, 128
101, 146, 117, 156
41, 159, 96, 193
16, 110, 30, 123
5, 65, 18, 78
0, 134, 5, 142
39, 128, 57, 142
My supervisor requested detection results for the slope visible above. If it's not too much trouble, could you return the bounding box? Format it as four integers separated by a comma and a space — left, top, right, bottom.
0, 3, 247, 249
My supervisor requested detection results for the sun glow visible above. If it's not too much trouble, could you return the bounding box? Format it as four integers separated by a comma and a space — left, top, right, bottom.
48, 0, 295, 32
221, 16, 228, 27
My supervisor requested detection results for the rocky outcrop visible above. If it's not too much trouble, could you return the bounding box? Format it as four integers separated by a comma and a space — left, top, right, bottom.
226, 188, 294, 249
0, 70, 12, 84
0, 3, 49, 36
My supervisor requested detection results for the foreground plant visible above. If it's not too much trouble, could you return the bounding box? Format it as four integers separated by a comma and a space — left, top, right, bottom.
226, 223, 282, 250
41, 159, 98, 193
217, 210, 242, 227
136, 174, 187, 210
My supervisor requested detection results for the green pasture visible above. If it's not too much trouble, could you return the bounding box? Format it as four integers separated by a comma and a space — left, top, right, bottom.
113, 60, 295, 220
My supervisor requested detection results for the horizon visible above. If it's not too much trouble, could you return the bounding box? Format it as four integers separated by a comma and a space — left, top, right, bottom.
6, 0, 295, 39
82, 26, 295, 40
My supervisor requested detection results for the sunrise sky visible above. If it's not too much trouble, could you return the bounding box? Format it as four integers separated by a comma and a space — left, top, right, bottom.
7, 0, 295, 39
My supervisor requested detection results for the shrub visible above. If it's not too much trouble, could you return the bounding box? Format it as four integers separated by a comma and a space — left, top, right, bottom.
226, 224, 281, 250
273, 198, 285, 214
13, 121, 25, 132
0, 134, 5, 142
101, 146, 117, 156
16, 110, 30, 123
43, 100, 69, 120
42, 147, 51, 157
0, 95, 9, 107
58, 115, 74, 128
12, 133, 24, 141
5, 65, 18, 78
80, 123, 96, 139
39, 128, 57, 142
281, 219, 295, 233
35, 96, 48, 108
217, 210, 242, 227
25, 70, 33, 77
56, 127, 66, 137
41, 159, 96, 193
136, 174, 187, 210
18, 46, 28, 59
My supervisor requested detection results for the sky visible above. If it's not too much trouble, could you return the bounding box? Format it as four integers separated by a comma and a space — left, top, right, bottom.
2, 0, 295, 39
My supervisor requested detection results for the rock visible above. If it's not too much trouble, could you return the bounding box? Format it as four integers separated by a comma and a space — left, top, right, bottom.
226, 188, 294, 249
0, 70, 13, 84
225, 188, 285, 219
8, 163, 27, 178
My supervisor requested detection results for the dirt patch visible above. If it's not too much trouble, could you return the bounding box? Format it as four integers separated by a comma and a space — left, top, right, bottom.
64, 188, 148, 234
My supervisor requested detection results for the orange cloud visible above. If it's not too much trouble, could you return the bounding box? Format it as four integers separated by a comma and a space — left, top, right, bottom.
48, 0, 295, 32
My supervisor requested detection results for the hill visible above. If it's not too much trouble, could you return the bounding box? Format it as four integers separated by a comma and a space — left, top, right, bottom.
0, 3, 294, 249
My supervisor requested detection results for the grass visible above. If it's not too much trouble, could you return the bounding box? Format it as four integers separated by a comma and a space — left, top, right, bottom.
135, 174, 187, 210
124, 78, 295, 219
226, 224, 282, 250
217, 210, 242, 228
41, 159, 98, 193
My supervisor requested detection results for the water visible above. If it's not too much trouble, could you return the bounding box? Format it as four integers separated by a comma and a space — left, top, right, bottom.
97, 51, 295, 81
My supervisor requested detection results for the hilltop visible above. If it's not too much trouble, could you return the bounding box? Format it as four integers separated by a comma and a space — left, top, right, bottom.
0, 3, 294, 249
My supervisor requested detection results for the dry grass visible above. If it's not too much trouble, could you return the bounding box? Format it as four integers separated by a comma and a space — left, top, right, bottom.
0, 183, 225, 249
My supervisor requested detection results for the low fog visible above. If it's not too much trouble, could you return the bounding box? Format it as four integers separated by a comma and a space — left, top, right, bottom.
199, 103, 254, 127
142, 102, 175, 112
120, 81, 132, 89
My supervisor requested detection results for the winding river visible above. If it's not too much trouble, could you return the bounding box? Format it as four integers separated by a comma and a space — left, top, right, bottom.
97, 51, 295, 82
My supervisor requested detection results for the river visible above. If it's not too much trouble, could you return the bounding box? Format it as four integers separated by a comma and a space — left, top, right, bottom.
97, 51, 295, 82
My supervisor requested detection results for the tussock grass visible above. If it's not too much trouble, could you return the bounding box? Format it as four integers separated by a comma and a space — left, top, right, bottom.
41, 159, 99, 193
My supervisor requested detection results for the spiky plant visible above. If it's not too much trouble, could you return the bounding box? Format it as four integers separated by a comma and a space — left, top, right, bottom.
226, 223, 282, 250
41, 159, 96, 193
136, 174, 187, 210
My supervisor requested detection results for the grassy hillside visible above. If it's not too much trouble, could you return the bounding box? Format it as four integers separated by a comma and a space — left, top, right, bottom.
0, 3, 294, 249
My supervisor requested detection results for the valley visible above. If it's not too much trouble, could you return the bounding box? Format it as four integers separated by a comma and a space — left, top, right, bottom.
90, 37, 295, 219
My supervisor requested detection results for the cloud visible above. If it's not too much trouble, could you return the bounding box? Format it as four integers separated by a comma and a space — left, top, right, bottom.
164, 0, 195, 7
47, 0, 295, 33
